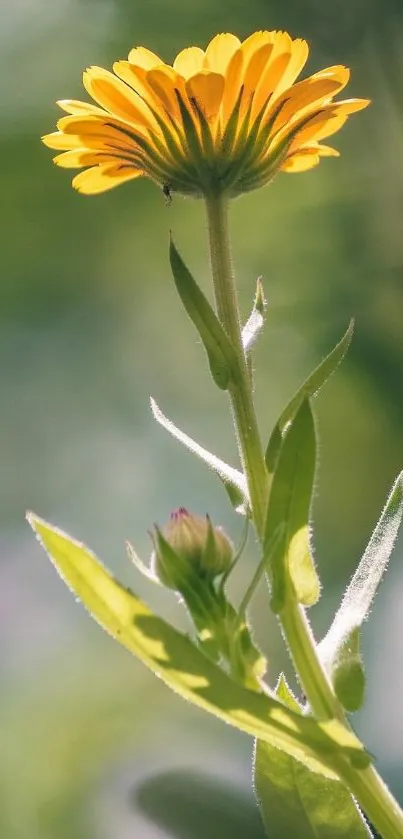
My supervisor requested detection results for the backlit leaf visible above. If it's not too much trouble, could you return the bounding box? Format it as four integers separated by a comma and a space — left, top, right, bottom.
169, 237, 238, 390
254, 677, 372, 839
265, 320, 354, 477
318, 470, 403, 677
264, 400, 320, 612
27, 513, 369, 776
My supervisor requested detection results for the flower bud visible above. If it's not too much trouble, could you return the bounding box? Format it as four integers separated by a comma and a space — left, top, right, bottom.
151, 507, 234, 590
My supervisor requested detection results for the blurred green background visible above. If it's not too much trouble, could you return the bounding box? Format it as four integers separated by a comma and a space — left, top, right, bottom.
1, 0, 403, 836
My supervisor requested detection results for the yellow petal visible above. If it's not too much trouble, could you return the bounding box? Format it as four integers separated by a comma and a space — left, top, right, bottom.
240, 30, 276, 63
277, 99, 369, 152
83, 67, 152, 126
311, 65, 351, 88
54, 117, 149, 161
127, 46, 163, 69
186, 71, 225, 120
204, 33, 241, 73
146, 65, 185, 118
252, 41, 293, 117
288, 112, 348, 150
220, 48, 243, 124
57, 99, 105, 116
274, 38, 309, 97
113, 61, 163, 115
57, 113, 148, 142
329, 97, 371, 115
53, 148, 141, 169
315, 143, 340, 157
72, 164, 143, 194
269, 75, 351, 135
54, 149, 123, 168
42, 131, 84, 150
281, 143, 340, 164
281, 150, 320, 172
242, 43, 274, 103
173, 46, 205, 79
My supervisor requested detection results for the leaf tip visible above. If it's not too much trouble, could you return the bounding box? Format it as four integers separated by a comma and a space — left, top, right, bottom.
26, 510, 43, 534
255, 276, 267, 315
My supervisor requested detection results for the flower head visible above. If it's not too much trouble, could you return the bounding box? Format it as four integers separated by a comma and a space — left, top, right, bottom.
42, 31, 369, 197
151, 507, 234, 589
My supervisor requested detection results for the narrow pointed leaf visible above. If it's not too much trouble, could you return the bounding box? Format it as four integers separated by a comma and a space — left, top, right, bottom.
319, 470, 403, 673
150, 397, 249, 508
27, 513, 369, 775
242, 278, 266, 354
275, 672, 301, 711
266, 320, 354, 476
254, 677, 372, 839
169, 237, 238, 390
264, 400, 320, 612
126, 540, 161, 584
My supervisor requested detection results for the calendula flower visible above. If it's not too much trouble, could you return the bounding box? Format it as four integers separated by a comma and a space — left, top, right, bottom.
42, 31, 369, 197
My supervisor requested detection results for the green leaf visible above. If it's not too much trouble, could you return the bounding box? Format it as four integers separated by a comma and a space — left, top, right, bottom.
150, 397, 249, 511
27, 513, 369, 776
254, 677, 372, 839
265, 320, 354, 476
318, 470, 403, 677
331, 629, 366, 713
264, 400, 320, 612
242, 277, 266, 354
169, 237, 238, 390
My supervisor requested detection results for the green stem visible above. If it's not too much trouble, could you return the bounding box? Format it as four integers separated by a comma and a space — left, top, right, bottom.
205, 192, 268, 536
340, 762, 403, 839
280, 600, 342, 720
204, 189, 403, 839
283, 602, 403, 836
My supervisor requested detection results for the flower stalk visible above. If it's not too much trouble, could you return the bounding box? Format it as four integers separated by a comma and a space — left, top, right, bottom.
205, 191, 268, 535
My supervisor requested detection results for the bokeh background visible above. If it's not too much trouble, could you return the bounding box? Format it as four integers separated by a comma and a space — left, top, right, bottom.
1, 0, 403, 836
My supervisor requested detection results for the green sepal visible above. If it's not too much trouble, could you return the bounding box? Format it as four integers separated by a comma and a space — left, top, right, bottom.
27, 513, 370, 775
175, 91, 206, 182
254, 674, 372, 839
220, 85, 244, 159
152, 527, 193, 590
169, 237, 238, 390
264, 399, 320, 612
331, 629, 366, 713
265, 320, 354, 477
189, 96, 215, 162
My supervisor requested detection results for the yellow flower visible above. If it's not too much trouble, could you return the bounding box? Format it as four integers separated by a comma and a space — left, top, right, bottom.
42, 31, 370, 197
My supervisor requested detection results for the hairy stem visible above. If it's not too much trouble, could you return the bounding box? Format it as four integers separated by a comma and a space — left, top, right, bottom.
205, 192, 268, 536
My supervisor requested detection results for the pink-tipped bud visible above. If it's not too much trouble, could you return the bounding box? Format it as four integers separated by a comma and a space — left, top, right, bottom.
151, 508, 234, 590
